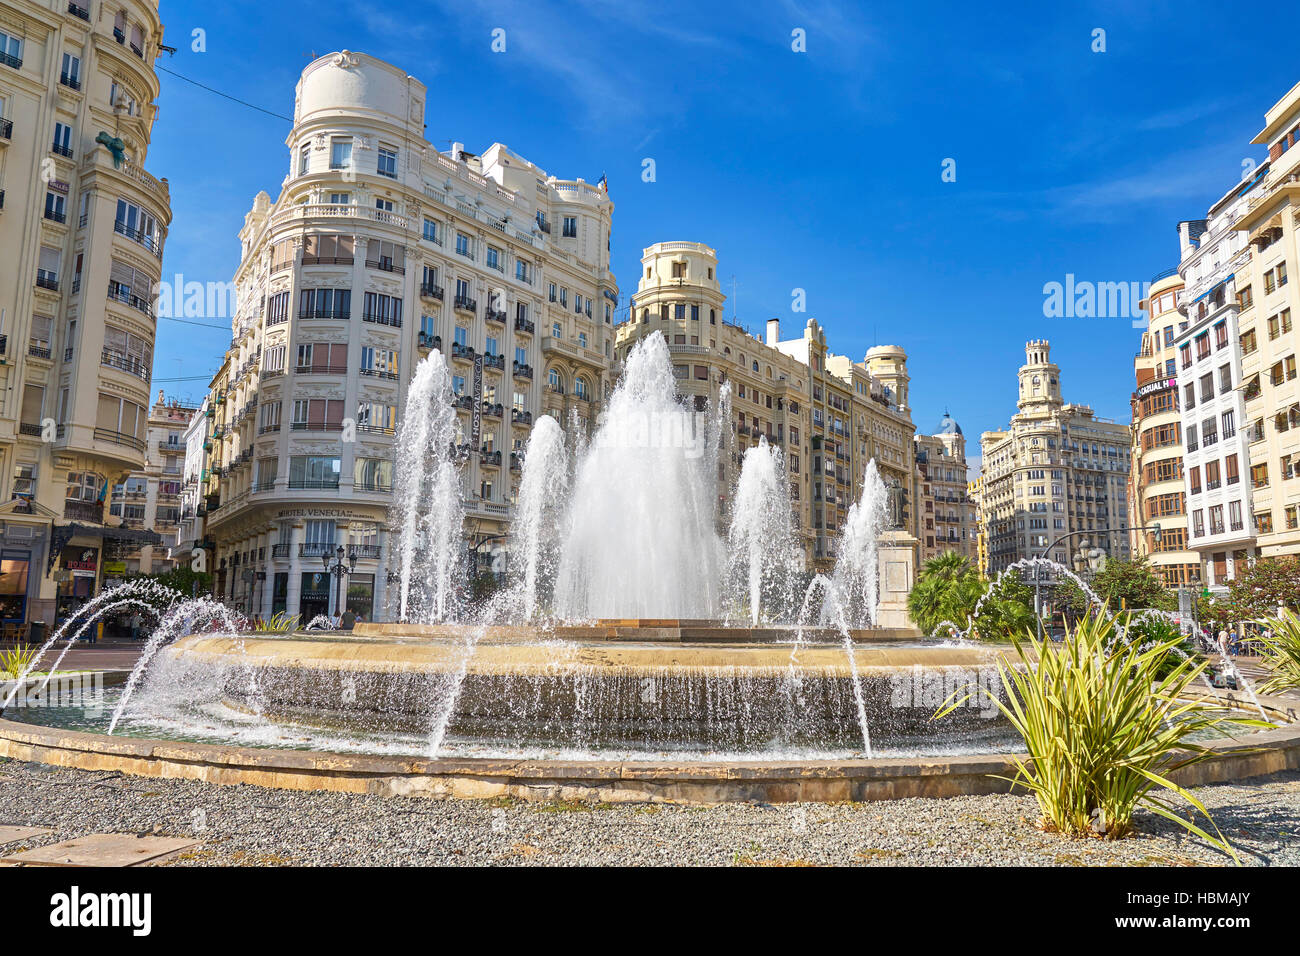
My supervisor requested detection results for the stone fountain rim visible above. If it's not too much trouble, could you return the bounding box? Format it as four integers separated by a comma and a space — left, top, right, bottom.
0, 669, 1295, 804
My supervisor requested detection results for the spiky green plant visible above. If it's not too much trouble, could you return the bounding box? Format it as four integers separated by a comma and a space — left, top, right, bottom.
1255, 609, 1300, 694
0, 644, 38, 679
939, 611, 1267, 859
253, 611, 300, 633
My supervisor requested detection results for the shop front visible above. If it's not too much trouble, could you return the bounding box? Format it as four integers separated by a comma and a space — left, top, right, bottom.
299, 571, 331, 623
345, 573, 375, 622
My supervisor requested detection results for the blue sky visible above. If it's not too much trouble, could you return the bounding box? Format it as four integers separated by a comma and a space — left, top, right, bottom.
148, 0, 1297, 457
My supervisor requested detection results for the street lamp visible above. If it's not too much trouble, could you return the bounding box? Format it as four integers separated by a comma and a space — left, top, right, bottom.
323, 545, 357, 619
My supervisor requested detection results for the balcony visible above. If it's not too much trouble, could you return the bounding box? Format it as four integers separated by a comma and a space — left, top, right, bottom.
112, 219, 164, 258
486, 309, 506, 325
511, 409, 533, 427
512, 361, 533, 380
101, 348, 149, 380
349, 545, 382, 559
420, 283, 444, 300
295, 363, 348, 376
479, 450, 502, 467
67, 2, 90, 21
451, 343, 477, 362
297, 309, 350, 321
35, 270, 59, 291
27, 343, 51, 360
271, 544, 290, 559
289, 422, 345, 433
483, 353, 505, 371
358, 367, 399, 381
418, 332, 441, 350
454, 295, 477, 313
0, 51, 21, 71
18, 422, 42, 437
481, 402, 504, 420
287, 479, 340, 490
64, 499, 103, 522
514, 317, 535, 335
107, 281, 153, 316
365, 258, 405, 275
299, 543, 336, 558
59, 71, 81, 91
44, 207, 66, 224
361, 312, 402, 328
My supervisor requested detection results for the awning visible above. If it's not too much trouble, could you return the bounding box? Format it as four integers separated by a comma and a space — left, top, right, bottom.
46, 523, 164, 575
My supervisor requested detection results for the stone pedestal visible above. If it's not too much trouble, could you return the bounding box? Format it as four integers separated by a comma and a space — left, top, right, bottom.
875, 530, 919, 633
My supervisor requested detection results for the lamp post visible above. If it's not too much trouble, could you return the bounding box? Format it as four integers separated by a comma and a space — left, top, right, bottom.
322, 546, 357, 619
1034, 522, 1161, 639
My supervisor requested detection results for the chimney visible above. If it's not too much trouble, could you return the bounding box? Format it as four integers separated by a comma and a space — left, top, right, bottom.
451, 141, 464, 162
766, 318, 780, 346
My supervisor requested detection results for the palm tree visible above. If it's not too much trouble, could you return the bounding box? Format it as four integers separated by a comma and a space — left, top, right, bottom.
908, 551, 1036, 639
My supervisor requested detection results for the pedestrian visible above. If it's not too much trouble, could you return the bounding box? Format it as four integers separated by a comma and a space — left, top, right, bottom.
1217, 627, 1229, 657
340, 607, 356, 630
129, 611, 141, 641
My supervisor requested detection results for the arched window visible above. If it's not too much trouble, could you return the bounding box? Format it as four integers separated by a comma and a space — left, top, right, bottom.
548, 367, 565, 394
575, 376, 589, 400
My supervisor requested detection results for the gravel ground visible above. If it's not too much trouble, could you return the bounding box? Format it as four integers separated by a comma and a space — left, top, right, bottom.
0, 760, 1298, 866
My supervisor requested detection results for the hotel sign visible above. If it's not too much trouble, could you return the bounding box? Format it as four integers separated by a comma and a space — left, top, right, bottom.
1136, 377, 1177, 398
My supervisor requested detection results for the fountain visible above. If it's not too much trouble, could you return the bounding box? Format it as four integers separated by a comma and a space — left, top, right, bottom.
727, 437, 801, 625
391, 348, 465, 623
553, 333, 723, 620
1, 329, 1287, 804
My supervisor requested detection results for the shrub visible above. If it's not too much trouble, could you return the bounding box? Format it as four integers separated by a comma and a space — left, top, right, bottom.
1255, 609, 1300, 695
940, 611, 1266, 858
0, 644, 38, 679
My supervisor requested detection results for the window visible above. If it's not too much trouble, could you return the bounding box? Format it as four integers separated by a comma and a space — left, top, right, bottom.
356, 402, 396, 433
52, 121, 72, 156
0, 30, 23, 69
562, 216, 577, 238
115, 199, 162, 253
1221, 409, 1236, 439
552, 321, 562, 339
298, 144, 309, 175
486, 246, 501, 271
516, 260, 531, 283
1191, 509, 1205, 537
423, 218, 439, 243
456, 233, 472, 259
548, 367, 564, 394
329, 138, 352, 170
1256, 511, 1273, 534
377, 146, 397, 178
329, 192, 350, 205
61, 53, 82, 87
354, 458, 393, 491
44, 192, 66, 223
1229, 500, 1243, 531
298, 287, 351, 318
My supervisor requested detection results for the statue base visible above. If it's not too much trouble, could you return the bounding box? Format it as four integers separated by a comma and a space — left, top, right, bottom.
875, 530, 920, 633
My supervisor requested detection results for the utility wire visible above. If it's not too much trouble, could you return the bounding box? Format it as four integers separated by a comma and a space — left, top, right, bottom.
157, 315, 230, 331
156, 65, 292, 121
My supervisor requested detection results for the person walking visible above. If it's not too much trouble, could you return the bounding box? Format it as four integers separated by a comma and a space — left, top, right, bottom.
128, 611, 142, 641
1217, 627, 1229, 657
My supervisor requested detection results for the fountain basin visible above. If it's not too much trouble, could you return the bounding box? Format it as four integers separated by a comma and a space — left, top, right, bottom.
0, 676, 1295, 804
155, 629, 1012, 754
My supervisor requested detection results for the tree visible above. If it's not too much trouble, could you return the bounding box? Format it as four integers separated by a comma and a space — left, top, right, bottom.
907, 551, 1035, 639
134, 565, 213, 599
1224, 557, 1300, 619
1054, 557, 1174, 616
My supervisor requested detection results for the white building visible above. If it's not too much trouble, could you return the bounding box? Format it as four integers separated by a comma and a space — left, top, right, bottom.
203, 51, 618, 620
1173, 169, 1267, 588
